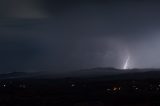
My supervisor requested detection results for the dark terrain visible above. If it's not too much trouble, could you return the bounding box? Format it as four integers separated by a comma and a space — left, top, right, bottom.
0, 68, 160, 106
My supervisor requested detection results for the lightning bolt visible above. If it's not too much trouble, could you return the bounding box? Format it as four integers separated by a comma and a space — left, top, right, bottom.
123, 55, 130, 69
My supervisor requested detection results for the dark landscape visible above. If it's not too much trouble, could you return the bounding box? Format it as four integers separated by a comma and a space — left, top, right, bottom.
0, 68, 160, 106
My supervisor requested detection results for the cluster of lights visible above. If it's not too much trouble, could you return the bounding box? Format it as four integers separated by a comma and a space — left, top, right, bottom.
0, 83, 27, 89
106, 87, 121, 93
132, 85, 139, 90
113, 87, 121, 91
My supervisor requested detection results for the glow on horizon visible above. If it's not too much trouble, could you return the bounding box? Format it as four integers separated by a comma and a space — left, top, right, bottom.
123, 55, 130, 70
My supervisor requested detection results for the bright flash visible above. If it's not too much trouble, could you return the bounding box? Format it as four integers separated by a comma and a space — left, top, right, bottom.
123, 56, 130, 69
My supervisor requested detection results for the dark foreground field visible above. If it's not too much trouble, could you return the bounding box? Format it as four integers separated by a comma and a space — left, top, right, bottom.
0, 79, 160, 106
0, 69, 160, 106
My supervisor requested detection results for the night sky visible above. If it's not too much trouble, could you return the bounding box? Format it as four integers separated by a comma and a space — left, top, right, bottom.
1, 0, 160, 73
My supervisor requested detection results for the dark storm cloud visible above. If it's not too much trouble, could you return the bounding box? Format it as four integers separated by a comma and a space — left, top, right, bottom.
0, 19, 127, 72
1, 0, 160, 72
0, 0, 48, 18
0, 41, 42, 72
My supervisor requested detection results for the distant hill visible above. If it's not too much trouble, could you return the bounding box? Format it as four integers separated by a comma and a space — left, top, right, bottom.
0, 72, 37, 79
0, 68, 160, 80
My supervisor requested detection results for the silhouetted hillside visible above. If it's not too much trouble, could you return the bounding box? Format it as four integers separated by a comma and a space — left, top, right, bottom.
1, 68, 160, 80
